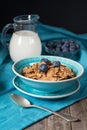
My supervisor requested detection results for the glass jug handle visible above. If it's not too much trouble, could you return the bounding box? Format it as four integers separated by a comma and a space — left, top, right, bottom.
1, 23, 14, 48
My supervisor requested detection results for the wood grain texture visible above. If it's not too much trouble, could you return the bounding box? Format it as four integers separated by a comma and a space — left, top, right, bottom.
24, 98, 87, 130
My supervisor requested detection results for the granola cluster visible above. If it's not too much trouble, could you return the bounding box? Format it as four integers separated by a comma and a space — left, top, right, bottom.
22, 58, 75, 81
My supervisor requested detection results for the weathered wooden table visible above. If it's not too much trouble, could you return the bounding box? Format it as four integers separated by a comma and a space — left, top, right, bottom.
24, 98, 87, 130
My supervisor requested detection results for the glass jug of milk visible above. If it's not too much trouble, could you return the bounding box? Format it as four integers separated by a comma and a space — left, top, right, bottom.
1, 14, 42, 62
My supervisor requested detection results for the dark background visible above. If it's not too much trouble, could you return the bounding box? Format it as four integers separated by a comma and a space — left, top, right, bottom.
1, 0, 87, 34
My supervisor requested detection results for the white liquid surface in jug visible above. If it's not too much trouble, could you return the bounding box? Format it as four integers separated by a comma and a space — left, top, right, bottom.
9, 30, 42, 62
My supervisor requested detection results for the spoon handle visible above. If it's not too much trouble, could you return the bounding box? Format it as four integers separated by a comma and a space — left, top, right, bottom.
32, 104, 79, 122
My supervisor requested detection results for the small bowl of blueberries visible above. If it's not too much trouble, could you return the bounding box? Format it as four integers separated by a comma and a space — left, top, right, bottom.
44, 39, 81, 60
12, 56, 84, 94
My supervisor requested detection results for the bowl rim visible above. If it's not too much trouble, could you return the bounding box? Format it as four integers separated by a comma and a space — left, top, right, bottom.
12, 56, 84, 83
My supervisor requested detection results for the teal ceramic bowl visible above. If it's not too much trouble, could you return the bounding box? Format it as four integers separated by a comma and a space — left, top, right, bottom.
12, 56, 84, 93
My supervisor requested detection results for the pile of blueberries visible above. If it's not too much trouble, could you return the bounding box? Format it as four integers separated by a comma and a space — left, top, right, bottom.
45, 39, 80, 58
39, 58, 61, 72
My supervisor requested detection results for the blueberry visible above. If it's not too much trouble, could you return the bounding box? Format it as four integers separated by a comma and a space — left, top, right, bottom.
69, 40, 75, 43
63, 41, 70, 47
52, 41, 60, 48
76, 44, 80, 49
57, 43, 62, 48
61, 39, 67, 45
55, 46, 61, 52
69, 46, 76, 52
41, 58, 50, 64
62, 46, 69, 52
53, 61, 61, 67
45, 41, 52, 48
39, 64, 48, 72
69, 41, 76, 47
52, 42, 57, 48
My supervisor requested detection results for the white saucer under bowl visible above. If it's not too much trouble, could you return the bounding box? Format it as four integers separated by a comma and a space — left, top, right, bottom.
13, 76, 80, 99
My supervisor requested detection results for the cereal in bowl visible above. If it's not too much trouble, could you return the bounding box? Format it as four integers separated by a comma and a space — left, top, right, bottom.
22, 58, 75, 81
